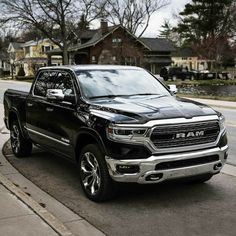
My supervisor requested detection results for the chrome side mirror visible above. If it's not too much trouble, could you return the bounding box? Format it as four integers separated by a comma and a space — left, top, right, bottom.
168, 84, 178, 94
46, 89, 64, 101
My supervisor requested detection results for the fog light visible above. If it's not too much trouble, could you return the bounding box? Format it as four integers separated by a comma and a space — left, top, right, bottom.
116, 165, 140, 174
214, 163, 222, 171
146, 173, 163, 181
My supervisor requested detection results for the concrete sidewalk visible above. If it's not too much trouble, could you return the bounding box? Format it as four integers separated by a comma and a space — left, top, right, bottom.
0, 183, 59, 236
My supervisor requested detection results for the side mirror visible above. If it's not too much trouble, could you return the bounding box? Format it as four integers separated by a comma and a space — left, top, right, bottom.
168, 84, 178, 94
46, 89, 64, 101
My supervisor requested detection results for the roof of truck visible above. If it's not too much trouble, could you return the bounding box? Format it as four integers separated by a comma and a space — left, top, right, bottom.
39, 65, 143, 71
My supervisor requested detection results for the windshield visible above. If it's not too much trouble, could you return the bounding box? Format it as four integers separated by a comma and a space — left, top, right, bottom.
76, 69, 170, 99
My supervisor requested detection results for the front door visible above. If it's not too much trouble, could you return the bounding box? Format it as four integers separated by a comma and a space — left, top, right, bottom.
26, 70, 78, 159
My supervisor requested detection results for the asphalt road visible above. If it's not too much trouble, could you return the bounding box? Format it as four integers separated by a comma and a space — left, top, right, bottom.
213, 107, 236, 166
0, 80, 31, 103
4, 142, 236, 236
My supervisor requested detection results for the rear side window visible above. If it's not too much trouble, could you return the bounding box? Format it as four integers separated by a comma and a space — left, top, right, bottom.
34, 70, 74, 97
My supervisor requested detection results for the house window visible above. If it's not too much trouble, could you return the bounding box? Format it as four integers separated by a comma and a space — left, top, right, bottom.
91, 56, 96, 62
42, 45, 53, 52
112, 38, 122, 47
112, 38, 122, 43
25, 47, 30, 55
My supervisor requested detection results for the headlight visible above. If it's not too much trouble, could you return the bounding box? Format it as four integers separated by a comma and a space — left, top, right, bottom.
106, 124, 148, 142
219, 115, 225, 130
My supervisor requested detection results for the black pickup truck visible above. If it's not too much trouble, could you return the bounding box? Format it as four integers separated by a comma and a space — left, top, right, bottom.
4, 65, 228, 201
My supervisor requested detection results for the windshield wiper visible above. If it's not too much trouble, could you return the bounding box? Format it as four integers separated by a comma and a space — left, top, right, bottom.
89, 93, 167, 99
88, 94, 128, 99
128, 93, 161, 97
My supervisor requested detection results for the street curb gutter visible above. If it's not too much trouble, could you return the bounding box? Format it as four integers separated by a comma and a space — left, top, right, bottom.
0, 172, 74, 236
222, 164, 236, 177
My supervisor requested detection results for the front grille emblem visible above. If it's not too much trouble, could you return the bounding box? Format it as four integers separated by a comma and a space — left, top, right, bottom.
175, 131, 205, 139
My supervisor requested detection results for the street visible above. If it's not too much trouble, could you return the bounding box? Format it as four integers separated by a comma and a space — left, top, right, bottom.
1, 80, 236, 236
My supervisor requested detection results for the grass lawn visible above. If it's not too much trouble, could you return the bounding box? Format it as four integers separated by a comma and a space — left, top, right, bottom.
166, 79, 236, 86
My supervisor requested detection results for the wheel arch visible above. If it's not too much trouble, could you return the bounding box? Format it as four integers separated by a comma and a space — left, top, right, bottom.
8, 109, 27, 138
75, 128, 107, 163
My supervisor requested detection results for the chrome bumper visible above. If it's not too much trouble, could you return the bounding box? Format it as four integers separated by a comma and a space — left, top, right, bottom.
105, 145, 228, 184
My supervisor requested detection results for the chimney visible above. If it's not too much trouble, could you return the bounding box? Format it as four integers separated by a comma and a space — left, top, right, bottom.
100, 19, 108, 35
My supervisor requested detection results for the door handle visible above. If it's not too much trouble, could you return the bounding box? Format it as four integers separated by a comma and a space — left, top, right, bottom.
46, 107, 54, 112
27, 102, 33, 107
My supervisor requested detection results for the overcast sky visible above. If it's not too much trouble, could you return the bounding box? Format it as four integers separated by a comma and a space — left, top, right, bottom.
141, 0, 191, 37
91, 0, 191, 37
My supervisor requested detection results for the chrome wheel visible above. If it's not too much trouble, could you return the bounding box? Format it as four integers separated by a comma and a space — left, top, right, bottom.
80, 152, 101, 196
11, 124, 20, 154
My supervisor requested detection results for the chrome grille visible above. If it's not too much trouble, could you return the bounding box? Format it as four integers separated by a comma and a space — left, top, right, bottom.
150, 121, 220, 149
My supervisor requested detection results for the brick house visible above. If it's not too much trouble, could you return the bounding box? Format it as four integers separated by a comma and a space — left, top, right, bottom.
47, 21, 175, 74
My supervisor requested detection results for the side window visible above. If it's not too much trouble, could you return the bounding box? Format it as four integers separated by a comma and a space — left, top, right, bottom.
34, 71, 58, 97
53, 72, 75, 96
33, 71, 75, 98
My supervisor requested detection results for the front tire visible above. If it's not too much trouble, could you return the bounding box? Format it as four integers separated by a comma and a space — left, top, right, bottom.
78, 144, 116, 202
10, 120, 32, 157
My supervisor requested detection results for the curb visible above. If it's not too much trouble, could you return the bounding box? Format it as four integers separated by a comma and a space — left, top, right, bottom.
0, 172, 74, 236
222, 164, 236, 177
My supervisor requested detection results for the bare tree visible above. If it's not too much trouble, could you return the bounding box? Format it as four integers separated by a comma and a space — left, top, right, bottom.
0, 0, 104, 65
101, 0, 170, 37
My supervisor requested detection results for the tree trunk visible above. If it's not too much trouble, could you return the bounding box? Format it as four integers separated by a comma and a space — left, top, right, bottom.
62, 46, 69, 65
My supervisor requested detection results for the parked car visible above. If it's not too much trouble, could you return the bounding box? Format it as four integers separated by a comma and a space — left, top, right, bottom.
4, 65, 228, 201
191, 70, 217, 80
160, 67, 195, 81
217, 72, 232, 80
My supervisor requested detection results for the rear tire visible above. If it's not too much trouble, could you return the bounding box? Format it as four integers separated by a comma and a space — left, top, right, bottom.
78, 144, 116, 202
10, 120, 32, 157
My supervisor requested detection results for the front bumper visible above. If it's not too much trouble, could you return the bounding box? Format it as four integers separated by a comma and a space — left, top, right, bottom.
105, 145, 228, 184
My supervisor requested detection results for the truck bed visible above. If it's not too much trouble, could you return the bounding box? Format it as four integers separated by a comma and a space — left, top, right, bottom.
4, 89, 30, 129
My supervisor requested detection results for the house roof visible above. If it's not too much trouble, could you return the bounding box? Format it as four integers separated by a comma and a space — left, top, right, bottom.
9, 42, 24, 50
67, 25, 144, 52
172, 47, 196, 57
79, 29, 97, 39
140, 38, 175, 52
47, 26, 175, 55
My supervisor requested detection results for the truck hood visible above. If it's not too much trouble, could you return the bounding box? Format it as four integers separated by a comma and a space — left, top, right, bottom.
89, 95, 217, 124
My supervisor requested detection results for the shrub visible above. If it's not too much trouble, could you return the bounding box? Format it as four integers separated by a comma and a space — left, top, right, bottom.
17, 66, 26, 76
